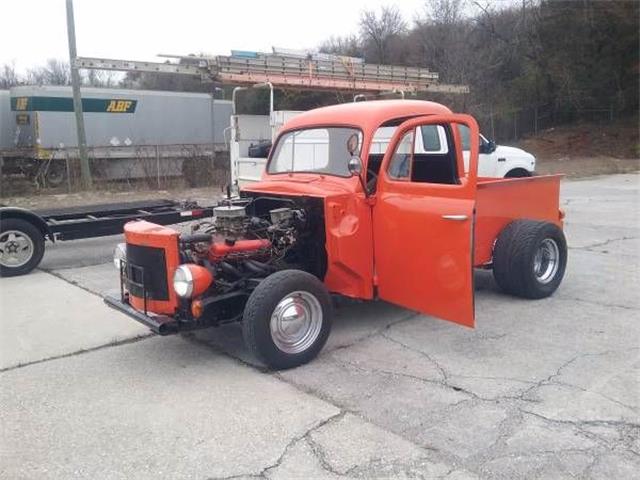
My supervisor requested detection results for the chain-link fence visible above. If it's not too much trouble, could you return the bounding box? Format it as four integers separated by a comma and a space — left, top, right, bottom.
0, 144, 230, 197
469, 104, 617, 143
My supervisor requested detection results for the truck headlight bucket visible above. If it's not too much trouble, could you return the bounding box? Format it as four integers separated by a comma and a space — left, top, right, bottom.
173, 264, 213, 298
113, 243, 127, 269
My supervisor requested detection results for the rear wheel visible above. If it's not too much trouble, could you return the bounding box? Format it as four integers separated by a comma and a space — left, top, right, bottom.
0, 218, 45, 277
492, 220, 567, 299
242, 269, 332, 369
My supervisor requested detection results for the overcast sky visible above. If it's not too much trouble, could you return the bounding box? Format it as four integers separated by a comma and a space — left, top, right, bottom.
0, 0, 427, 73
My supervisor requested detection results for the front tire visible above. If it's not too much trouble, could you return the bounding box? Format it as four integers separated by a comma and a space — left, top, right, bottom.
492, 220, 567, 299
0, 218, 45, 277
504, 168, 532, 178
242, 269, 332, 369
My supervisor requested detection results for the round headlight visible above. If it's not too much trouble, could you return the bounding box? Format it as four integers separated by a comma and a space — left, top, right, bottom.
113, 243, 127, 269
173, 265, 194, 298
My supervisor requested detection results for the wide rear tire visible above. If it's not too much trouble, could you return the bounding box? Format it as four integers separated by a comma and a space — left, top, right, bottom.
242, 269, 332, 370
492, 220, 567, 299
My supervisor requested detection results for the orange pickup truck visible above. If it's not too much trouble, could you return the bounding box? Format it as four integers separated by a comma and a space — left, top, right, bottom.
105, 100, 567, 369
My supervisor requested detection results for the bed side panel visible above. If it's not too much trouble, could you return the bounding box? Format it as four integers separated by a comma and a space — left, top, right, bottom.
474, 175, 563, 265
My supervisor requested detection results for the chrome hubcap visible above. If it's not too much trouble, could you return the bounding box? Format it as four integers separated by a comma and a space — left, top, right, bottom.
533, 238, 560, 284
270, 291, 323, 354
0, 230, 34, 268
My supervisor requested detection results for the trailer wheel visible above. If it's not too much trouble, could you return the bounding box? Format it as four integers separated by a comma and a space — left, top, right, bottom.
242, 269, 332, 370
0, 218, 45, 277
44, 160, 67, 188
492, 220, 567, 299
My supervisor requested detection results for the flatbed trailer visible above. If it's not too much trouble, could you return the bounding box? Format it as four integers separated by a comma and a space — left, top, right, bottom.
0, 199, 214, 277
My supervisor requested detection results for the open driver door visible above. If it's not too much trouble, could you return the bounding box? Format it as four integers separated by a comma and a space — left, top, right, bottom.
372, 114, 479, 327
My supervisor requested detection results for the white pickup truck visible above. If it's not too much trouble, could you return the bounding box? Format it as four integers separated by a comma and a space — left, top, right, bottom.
231, 107, 536, 188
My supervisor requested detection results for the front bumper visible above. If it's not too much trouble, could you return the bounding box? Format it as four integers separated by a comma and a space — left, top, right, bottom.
104, 293, 178, 335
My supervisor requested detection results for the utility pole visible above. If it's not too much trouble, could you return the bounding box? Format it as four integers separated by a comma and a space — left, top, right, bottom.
65, 0, 92, 189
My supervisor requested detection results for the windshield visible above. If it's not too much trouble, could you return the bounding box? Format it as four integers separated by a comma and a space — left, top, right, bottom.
268, 127, 363, 177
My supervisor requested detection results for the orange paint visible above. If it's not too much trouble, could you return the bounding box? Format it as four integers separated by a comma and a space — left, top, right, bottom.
124, 220, 180, 315
183, 264, 214, 298
246, 102, 564, 329
372, 114, 479, 327
122, 101, 564, 331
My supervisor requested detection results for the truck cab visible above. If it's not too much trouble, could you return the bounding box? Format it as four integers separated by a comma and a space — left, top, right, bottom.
230, 93, 536, 191
107, 100, 567, 370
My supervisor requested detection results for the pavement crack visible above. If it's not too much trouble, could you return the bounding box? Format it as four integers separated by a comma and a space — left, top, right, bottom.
209, 411, 346, 480
39, 267, 105, 299
0, 333, 154, 373
326, 310, 421, 355
380, 332, 449, 381
557, 295, 638, 311
549, 380, 639, 412
522, 409, 640, 431
570, 235, 639, 251
335, 356, 493, 404
518, 353, 585, 401
519, 348, 640, 405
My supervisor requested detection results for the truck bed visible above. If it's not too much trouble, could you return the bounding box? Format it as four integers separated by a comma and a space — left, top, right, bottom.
474, 174, 564, 265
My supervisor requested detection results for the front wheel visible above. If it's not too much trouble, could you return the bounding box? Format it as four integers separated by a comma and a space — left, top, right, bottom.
0, 218, 45, 277
242, 269, 332, 369
492, 220, 567, 299
504, 168, 532, 178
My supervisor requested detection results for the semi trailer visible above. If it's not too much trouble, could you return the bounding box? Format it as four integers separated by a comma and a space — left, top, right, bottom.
1, 85, 232, 186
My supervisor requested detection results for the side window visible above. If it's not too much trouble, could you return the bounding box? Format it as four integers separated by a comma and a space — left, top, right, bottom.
386, 124, 459, 185
420, 126, 441, 152
459, 125, 471, 151
387, 130, 414, 180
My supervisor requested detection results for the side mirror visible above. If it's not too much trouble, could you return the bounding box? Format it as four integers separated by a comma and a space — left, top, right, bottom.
348, 156, 363, 176
487, 140, 497, 153
348, 156, 370, 197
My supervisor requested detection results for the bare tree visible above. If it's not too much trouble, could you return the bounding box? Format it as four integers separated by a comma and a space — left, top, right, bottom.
359, 6, 407, 63
84, 69, 119, 87
0, 62, 20, 88
424, 0, 466, 25
27, 59, 71, 85
413, 0, 473, 86
319, 35, 362, 58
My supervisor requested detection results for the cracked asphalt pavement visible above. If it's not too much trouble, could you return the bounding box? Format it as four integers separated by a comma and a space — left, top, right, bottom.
1, 173, 638, 479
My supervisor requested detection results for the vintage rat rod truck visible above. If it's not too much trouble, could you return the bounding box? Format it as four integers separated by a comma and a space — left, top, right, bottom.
105, 100, 567, 369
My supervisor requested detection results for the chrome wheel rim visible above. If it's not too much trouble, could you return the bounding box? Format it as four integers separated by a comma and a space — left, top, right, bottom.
270, 291, 323, 354
0, 230, 35, 268
533, 238, 560, 284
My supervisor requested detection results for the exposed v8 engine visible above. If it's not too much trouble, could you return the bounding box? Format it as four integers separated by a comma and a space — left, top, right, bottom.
178, 196, 323, 296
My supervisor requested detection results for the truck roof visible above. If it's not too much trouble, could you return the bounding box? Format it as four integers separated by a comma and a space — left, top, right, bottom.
281, 99, 453, 134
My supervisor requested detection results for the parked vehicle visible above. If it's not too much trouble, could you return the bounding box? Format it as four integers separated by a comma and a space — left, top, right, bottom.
371, 124, 536, 178
0, 91, 13, 151
2, 86, 231, 186
0, 200, 215, 277
106, 100, 567, 369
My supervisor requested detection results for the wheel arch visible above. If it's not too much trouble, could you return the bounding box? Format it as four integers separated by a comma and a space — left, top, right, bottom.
504, 167, 533, 178
0, 207, 53, 242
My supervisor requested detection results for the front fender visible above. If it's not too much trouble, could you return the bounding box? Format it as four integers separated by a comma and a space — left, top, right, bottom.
496, 158, 536, 178
0, 207, 54, 242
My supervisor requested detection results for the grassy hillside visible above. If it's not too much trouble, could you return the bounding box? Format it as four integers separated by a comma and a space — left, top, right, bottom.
518, 117, 639, 177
